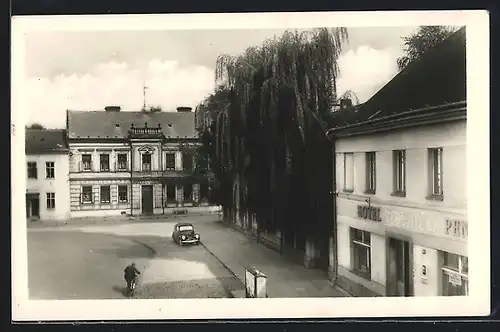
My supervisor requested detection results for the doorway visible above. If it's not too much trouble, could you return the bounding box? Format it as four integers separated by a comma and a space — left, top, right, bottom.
26, 194, 40, 220
141, 185, 154, 214
386, 237, 412, 297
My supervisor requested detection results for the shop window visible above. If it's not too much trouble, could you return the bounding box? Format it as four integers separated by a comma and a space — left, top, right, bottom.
350, 228, 371, 278
118, 185, 128, 203
442, 252, 469, 296
184, 184, 193, 201
344, 153, 354, 192
166, 184, 176, 202
81, 186, 93, 204
100, 186, 111, 203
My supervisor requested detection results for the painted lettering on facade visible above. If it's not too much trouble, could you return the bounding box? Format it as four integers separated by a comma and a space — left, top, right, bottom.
382, 210, 436, 235
445, 219, 468, 239
357, 205, 382, 222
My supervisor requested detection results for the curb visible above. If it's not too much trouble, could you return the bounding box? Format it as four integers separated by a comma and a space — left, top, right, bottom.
200, 241, 245, 289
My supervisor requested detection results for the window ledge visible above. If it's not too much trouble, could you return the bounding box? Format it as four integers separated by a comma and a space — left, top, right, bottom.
343, 189, 354, 193
350, 269, 371, 281
364, 189, 376, 195
426, 194, 444, 201
391, 191, 406, 197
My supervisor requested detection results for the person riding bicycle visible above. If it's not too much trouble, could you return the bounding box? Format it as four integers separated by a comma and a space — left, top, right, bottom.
124, 262, 141, 290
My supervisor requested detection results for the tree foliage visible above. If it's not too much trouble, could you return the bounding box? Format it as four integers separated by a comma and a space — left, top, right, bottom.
397, 26, 458, 71
197, 28, 349, 241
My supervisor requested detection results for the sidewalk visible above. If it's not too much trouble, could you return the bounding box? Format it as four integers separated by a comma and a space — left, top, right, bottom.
196, 221, 350, 298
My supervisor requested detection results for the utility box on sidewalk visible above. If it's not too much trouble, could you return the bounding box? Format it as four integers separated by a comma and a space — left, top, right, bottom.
245, 266, 267, 298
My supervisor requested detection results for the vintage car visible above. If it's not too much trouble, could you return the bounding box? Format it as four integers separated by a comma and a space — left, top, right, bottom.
172, 222, 201, 246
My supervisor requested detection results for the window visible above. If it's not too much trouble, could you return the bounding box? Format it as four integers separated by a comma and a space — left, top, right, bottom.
118, 185, 128, 203
184, 184, 193, 201
200, 184, 209, 200
429, 148, 443, 198
182, 152, 193, 171
393, 150, 406, 195
343, 153, 354, 192
117, 154, 128, 171
82, 186, 93, 204
100, 186, 111, 203
142, 153, 151, 171
442, 252, 469, 296
165, 153, 176, 170
166, 184, 176, 201
27, 162, 37, 179
351, 228, 371, 278
82, 155, 92, 171
365, 152, 376, 193
45, 162, 55, 179
46, 192, 55, 209
100, 154, 110, 171
179, 225, 194, 232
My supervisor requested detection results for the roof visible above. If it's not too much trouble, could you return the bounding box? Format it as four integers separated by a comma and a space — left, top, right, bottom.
25, 129, 69, 154
67, 110, 197, 140
328, 26, 466, 129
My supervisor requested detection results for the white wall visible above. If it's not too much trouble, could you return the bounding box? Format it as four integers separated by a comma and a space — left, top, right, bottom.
413, 244, 440, 296
26, 153, 70, 220
335, 121, 467, 210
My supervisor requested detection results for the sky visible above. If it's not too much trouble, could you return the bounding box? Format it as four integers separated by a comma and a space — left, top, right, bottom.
24, 26, 418, 128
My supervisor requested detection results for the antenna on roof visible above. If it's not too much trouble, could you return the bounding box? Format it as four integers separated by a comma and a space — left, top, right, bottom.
142, 79, 148, 112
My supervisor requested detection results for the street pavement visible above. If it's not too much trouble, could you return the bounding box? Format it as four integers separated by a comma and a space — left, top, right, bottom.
27, 214, 349, 299
28, 217, 243, 300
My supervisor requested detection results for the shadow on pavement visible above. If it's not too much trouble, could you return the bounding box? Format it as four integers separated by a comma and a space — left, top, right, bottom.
112, 285, 129, 298
28, 227, 244, 299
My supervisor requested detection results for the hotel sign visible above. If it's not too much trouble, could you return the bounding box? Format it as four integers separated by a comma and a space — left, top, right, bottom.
357, 205, 382, 222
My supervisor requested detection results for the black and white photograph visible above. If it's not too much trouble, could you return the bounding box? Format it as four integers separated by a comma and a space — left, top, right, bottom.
11, 11, 490, 321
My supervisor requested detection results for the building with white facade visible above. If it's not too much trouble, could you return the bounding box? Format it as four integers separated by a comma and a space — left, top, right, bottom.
327, 27, 467, 297
26, 129, 71, 221
66, 106, 214, 218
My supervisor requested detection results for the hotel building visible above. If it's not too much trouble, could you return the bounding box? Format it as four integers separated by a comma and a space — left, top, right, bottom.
328, 27, 467, 296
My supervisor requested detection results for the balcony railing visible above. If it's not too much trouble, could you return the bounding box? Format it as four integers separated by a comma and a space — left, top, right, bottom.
128, 124, 165, 139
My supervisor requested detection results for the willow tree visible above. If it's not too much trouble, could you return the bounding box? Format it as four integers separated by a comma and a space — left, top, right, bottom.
207, 28, 349, 246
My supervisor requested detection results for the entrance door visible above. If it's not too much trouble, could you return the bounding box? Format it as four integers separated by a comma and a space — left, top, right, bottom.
27, 195, 40, 219
387, 237, 411, 296
141, 185, 154, 214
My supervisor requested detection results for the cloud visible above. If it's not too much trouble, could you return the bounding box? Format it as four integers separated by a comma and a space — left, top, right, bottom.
24, 60, 215, 128
337, 45, 401, 103
23, 45, 403, 129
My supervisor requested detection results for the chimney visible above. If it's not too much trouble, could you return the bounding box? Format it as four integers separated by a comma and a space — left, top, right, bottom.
176, 106, 192, 113
105, 106, 121, 112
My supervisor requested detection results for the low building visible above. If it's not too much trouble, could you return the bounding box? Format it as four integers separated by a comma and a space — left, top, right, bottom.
66, 106, 215, 218
25, 129, 71, 221
328, 27, 467, 296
